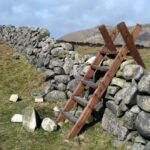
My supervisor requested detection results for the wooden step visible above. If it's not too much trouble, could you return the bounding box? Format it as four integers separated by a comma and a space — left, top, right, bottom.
73, 96, 88, 107
61, 111, 78, 124
100, 50, 118, 55
91, 65, 109, 72
82, 79, 98, 89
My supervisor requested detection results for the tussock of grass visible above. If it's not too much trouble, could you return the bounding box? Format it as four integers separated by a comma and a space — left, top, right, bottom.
0, 43, 127, 150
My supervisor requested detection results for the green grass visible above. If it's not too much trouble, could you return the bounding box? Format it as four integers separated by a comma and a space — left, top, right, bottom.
0, 43, 128, 150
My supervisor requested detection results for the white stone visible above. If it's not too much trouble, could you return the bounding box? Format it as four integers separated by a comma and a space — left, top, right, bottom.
41, 118, 57, 132
35, 96, 43, 103
85, 56, 96, 65
11, 114, 23, 123
9, 94, 19, 102
53, 106, 60, 117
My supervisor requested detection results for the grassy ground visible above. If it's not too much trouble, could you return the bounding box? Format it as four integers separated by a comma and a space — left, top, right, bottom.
0, 43, 126, 150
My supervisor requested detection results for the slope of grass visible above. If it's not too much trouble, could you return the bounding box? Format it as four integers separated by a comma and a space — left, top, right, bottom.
0, 43, 127, 150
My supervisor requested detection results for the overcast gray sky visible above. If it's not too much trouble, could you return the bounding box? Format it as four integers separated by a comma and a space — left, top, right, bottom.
0, 0, 149, 38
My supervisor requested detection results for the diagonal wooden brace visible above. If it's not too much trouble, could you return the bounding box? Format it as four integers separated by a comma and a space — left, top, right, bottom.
117, 22, 145, 68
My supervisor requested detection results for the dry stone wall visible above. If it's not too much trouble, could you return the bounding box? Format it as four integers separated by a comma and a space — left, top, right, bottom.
1, 25, 150, 149
0, 25, 93, 100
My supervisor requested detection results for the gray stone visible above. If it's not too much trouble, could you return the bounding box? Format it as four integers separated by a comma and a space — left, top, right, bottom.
106, 101, 123, 117
11, 114, 23, 123
144, 142, 150, 150
120, 59, 136, 71
50, 58, 64, 67
79, 64, 90, 76
55, 83, 66, 91
126, 131, 138, 142
138, 73, 150, 94
41, 118, 57, 132
136, 111, 150, 138
53, 106, 60, 117
54, 75, 69, 84
53, 67, 64, 75
22, 107, 40, 132
131, 143, 145, 150
135, 136, 147, 145
114, 85, 137, 105
62, 43, 73, 51
130, 105, 141, 114
119, 101, 129, 112
57, 49, 70, 58
102, 108, 128, 140
112, 139, 125, 148
122, 64, 144, 80
67, 91, 72, 98
111, 77, 126, 88
67, 79, 80, 92
123, 111, 137, 130
45, 90, 67, 100
106, 85, 120, 95
74, 53, 86, 64
136, 95, 150, 112
44, 82, 54, 94
35, 96, 44, 103
43, 69, 55, 81
103, 59, 114, 66
51, 47, 64, 56
63, 57, 74, 74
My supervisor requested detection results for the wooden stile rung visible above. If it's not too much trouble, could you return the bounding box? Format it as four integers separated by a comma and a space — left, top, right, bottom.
57, 22, 145, 138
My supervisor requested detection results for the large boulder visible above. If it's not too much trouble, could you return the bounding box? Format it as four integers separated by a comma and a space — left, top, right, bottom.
22, 107, 40, 132
136, 95, 150, 112
45, 90, 67, 100
138, 73, 150, 94
102, 108, 128, 140
135, 111, 150, 138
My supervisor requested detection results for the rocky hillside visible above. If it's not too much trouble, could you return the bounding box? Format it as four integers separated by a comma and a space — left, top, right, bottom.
58, 24, 150, 48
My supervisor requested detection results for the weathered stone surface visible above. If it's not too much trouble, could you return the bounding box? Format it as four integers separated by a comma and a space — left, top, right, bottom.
123, 111, 137, 130
63, 57, 74, 74
41, 118, 57, 132
131, 143, 145, 150
111, 77, 126, 88
114, 85, 137, 105
135, 136, 147, 145
136, 95, 150, 112
122, 64, 144, 80
67, 79, 80, 92
106, 85, 120, 95
103, 59, 114, 66
50, 58, 64, 67
55, 83, 66, 91
138, 73, 150, 94
112, 138, 125, 148
120, 59, 136, 71
144, 142, 150, 150
11, 114, 23, 123
126, 131, 138, 142
53, 67, 64, 75
51, 47, 64, 56
130, 105, 141, 114
54, 75, 69, 84
85, 56, 96, 64
43, 69, 55, 81
102, 108, 128, 140
106, 101, 123, 117
44, 81, 54, 94
22, 107, 40, 132
45, 90, 67, 100
53, 106, 60, 117
119, 101, 129, 112
79, 64, 90, 76
74, 53, 86, 64
35, 96, 44, 103
9, 94, 19, 102
136, 111, 150, 138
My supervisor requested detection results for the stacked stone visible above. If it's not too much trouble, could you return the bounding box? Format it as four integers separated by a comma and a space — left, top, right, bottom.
101, 59, 150, 150
0, 25, 93, 101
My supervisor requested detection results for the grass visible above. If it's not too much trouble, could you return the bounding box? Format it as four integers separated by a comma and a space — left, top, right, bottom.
0, 42, 142, 150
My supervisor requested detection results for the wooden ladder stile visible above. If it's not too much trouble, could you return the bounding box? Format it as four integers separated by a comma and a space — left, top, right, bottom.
57, 22, 145, 138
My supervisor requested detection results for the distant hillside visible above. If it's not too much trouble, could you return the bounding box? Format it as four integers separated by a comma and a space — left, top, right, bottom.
58, 24, 150, 48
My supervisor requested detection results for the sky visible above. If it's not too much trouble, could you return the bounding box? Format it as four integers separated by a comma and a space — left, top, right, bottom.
0, 0, 149, 38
